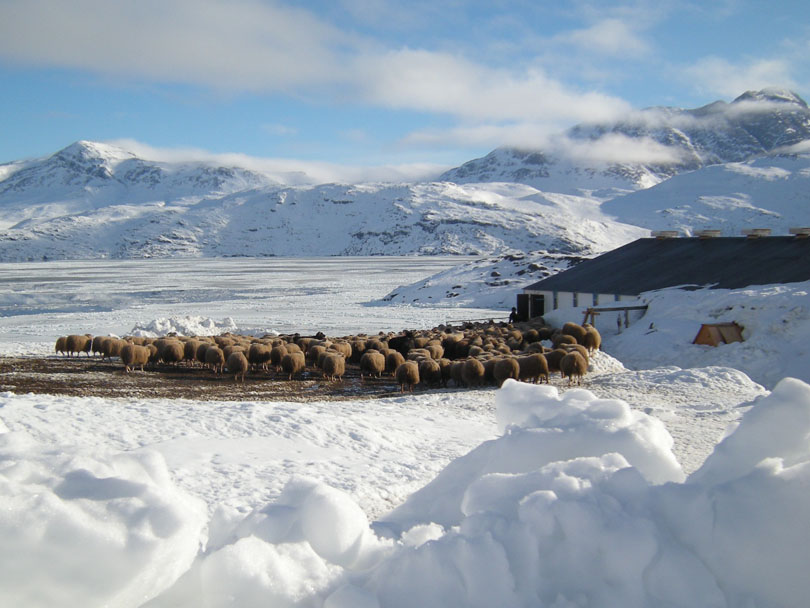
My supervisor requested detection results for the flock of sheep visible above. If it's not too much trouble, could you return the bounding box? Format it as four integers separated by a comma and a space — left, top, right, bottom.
53, 321, 601, 392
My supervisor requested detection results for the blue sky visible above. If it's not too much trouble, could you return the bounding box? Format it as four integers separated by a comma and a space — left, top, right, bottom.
1, 0, 808, 179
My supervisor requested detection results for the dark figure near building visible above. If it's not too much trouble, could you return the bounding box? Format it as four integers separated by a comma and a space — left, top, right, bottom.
509, 307, 518, 323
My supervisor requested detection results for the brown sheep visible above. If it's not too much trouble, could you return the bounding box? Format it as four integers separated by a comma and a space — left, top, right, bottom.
269, 344, 288, 370
321, 353, 345, 382
561, 343, 589, 364
418, 358, 443, 387
395, 361, 420, 393
184, 340, 203, 365
226, 351, 250, 382
121, 344, 150, 373
205, 346, 226, 374
106, 338, 128, 360
331, 341, 352, 360
425, 343, 444, 359
196, 342, 211, 366
462, 357, 486, 387
551, 332, 578, 348
544, 349, 569, 376
66, 334, 92, 357
517, 353, 549, 384
307, 344, 328, 366
560, 351, 588, 385
248, 343, 272, 371
493, 357, 520, 386
360, 351, 385, 379
561, 322, 588, 345
161, 341, 185, 365
450, 360, 466, 387
281, 351, 306, 380
385, 350, 405, 375
55, 336, 68, 356
583, 325, 602, 353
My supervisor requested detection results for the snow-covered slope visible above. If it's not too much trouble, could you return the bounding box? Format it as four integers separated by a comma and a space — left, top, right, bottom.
440, 88, 810, 194
601, 153, 810, 235
0, 175, 647, 260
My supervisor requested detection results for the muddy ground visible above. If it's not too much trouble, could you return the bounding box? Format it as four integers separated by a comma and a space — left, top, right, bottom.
0, 356, 412, 402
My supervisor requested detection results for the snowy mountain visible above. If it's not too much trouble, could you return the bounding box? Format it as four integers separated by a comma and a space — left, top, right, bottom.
602, 152, 810, 235
440, 88, 810, 194
1, 90, 810, 264
0, 144, 647, 260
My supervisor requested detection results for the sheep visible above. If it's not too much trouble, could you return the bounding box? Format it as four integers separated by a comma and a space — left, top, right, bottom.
161, 340, 185, 365
395, 361, 420, 393
307, 344, 327, 366
184, 339, 204, 365
583, 325, 602, 353
493, 357, 520, 386
543, 349, 569, 375
247, 343, 271, 371
106, 338, 128, 360
269, 344, 288, 371
418, 358, 443, 387
196, 342, 211, 366
561, 322, 588, 345
389, 331, 416, 355
360, 351, 385, 380
321, 353, 346, 382
450, 360, 466, 387
331, 341, 352, 360
551, 332, 578, 348
437, 357, 453, 387
205, 346, 226, 374
281, 351, 306, 380
226, 351, 250, 383
561, 343, 589, 364
66, 334, 92, 357
560, 351, 588, 385
91, 335, 107, 357
121, 344, 150, 373
55, 336, 68, 356
425, 343, 444, 359
517, 353, 549, 384
461, 357, 486, 387
385, 350, 405, 375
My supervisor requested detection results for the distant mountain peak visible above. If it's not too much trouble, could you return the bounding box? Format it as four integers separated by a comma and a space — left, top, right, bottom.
732, 88, 807, 108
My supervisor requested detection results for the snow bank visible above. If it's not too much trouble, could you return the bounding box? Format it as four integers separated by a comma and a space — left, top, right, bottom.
364, 379, 810, 607
4, 377, 810, 606
0, 428, 206, 608
151, 477, 392, 606
129, 315, 240, 338
603, 280, 810, 389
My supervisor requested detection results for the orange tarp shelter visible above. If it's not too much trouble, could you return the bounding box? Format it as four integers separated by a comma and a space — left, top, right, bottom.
692, 322, 744, 346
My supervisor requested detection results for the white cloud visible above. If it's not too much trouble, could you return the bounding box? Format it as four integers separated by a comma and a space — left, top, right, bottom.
0, 0, 632, 127
551, 133, 686, 165
683, 56, 797, 98
555, 18, 650, 56
107, 139, 447, 184
356, 48, 631, 122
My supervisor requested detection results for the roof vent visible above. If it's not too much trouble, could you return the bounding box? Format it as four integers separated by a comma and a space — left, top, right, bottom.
742, 228, 772, 238
789, 227, 810, 238
652, 230, 680, 239
695, 229, 722, 238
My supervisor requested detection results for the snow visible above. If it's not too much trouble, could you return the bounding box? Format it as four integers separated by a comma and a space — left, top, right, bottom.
1, 256, 809, 606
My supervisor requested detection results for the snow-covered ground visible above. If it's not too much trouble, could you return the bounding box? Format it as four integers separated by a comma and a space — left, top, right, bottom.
1, 257, 808, 607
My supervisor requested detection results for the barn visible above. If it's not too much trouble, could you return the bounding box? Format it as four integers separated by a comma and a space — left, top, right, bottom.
518, 230, 810, 327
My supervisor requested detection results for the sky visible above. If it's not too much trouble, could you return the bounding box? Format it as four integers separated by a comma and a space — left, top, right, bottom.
0, 0, 808, 180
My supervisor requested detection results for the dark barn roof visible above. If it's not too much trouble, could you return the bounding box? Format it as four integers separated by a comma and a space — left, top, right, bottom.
524, 236, 810, 295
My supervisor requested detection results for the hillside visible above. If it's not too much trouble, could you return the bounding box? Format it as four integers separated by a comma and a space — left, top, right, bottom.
1, 90, 809, 266
440, 88, 810, 194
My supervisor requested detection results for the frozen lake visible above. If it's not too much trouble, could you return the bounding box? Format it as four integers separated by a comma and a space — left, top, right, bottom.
0, 256, 506, 351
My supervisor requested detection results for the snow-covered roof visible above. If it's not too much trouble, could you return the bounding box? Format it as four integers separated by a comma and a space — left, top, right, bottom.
524, 235, 810, 295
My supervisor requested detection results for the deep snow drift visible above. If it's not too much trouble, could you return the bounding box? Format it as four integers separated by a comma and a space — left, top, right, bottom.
2, 378, 808, 607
